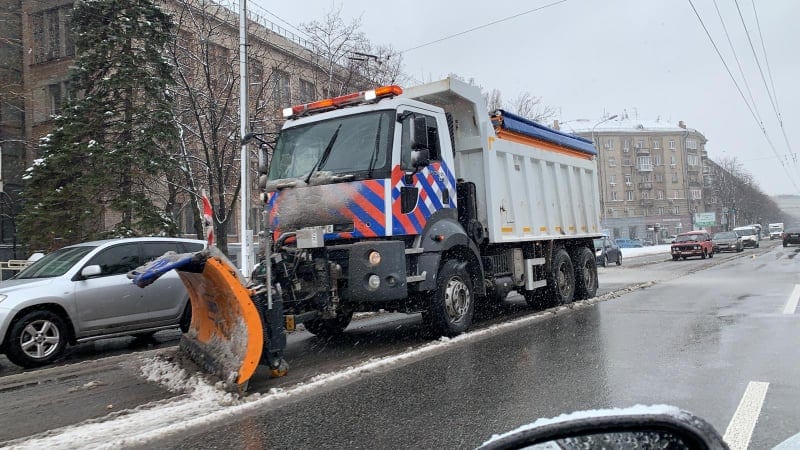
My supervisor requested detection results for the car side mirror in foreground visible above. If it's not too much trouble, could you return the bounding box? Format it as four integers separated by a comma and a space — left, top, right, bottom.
80, 265, 102, 278
477, 405, 728, 450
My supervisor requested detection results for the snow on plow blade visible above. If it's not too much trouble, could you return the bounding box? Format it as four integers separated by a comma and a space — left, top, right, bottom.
178, 257, 264, 391
130, 251, 264, 391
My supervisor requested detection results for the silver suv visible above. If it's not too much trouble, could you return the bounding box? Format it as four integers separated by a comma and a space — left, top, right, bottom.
0, 237, 205, 367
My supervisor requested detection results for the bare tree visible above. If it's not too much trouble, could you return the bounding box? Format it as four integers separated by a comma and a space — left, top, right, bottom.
508, 91, 555, 124
166, 0, 297, 254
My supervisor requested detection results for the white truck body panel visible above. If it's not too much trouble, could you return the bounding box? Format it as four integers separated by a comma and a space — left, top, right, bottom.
404, 77, 602, 244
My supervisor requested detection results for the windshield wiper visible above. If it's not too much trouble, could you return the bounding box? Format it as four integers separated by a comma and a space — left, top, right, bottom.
305, 124, 341, 185
367, 114, 384, 179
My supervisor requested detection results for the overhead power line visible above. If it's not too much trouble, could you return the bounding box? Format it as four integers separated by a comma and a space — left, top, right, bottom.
400, 0, 567, 54
734, 0, 795, 164
686, 0, 800, 193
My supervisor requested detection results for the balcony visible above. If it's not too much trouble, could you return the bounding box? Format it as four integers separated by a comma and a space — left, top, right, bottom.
635, 147, 650, 156
637, 163, 653, 172
687, 165, 700, 173
640, 199, 654, 207
638, 182, 653, 190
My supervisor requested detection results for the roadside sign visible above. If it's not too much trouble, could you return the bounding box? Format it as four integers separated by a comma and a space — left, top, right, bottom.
694, 212, 716, 227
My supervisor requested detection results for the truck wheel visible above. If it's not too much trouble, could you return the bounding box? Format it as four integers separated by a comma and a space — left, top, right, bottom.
304, 310, 354, 338
429, 260, 474, 336
548, 248, 575, 305
572, 247, 598, 300
5, 310, 68, 368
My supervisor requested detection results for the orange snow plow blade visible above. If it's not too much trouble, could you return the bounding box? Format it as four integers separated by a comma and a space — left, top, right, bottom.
178, 257, 264, 391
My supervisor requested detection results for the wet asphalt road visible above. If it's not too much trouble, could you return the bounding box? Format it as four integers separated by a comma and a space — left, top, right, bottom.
4, 242, 799, 448
154, 241, 800, 449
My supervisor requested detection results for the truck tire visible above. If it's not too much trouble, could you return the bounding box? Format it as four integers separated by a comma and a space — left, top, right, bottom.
5, 309, 68, 368
304, 310, 354, 338
429, 259, 474, 336
572, 247, 598, 300
548, 248, 575, 305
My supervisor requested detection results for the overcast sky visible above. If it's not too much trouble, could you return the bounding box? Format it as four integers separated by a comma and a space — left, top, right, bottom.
255, 0, 800, 196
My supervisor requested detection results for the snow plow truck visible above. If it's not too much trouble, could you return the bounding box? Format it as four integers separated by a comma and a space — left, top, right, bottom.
132, 77, 603, 391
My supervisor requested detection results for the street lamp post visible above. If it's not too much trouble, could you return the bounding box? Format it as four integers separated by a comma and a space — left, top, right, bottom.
592, 114, 618, 229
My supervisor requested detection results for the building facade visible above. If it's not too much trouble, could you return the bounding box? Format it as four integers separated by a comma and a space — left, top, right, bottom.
555, 117, 708, 242
3, 0, 374, 250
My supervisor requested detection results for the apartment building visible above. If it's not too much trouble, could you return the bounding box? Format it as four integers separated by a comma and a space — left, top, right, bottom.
556, 116, 708, 242
3, 0, 370, 247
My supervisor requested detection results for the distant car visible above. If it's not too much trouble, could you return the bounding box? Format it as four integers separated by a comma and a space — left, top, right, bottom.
665, 235, 677, 244
712, 231, 743, 253
0, 237, 205, 368
615, 239, 643, 248
733, 226, 759, 248
593, 236, 621, 267
671, 231, 714, 260
783, 225, 800, 247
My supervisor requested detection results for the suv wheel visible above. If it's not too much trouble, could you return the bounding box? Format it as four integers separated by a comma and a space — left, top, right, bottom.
5, 310, 68, 368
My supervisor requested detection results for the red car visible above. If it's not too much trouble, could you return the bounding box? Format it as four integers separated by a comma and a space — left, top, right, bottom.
671, 231, 714, 260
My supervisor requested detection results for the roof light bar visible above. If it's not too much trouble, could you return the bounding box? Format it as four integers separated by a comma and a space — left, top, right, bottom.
282, 85, 404, 118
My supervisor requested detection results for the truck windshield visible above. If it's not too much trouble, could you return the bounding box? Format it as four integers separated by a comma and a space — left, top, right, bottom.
268, 110, 394, 183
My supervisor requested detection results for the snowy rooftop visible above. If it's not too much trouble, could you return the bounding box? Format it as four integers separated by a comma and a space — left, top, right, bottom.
555, 117, 701, 135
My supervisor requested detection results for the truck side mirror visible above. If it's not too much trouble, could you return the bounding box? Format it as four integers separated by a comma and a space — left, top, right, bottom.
411, 116, 429, 150
412, 148, 430, 168
257, 143, 270, 175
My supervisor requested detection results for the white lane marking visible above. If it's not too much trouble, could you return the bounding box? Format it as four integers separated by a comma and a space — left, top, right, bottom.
783, 285, 800, 314
723, 381, 769, 450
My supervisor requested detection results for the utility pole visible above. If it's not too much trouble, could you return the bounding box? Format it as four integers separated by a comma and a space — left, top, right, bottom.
239, 0, 251, 279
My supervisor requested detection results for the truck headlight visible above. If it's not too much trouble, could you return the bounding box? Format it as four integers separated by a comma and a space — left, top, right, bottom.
367, 274, 380, 290
368, 250, 381, 266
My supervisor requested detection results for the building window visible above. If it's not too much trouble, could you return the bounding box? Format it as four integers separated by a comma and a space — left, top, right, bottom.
623, 139, 630, 152
609, 174, 616, 185
624, 174, 632, 185
271, 70, 291, 108
611, 191, 618, 201
640, 173, 651, 182
687, 154, 700, 166
627, 191, 634, 201
670, 155, 677, 166
669, 139, 676, 150
673, 206, 680, 215
636, 140, 644, 149
673, 190, 680, 199
622, 158, 632, 166
642, 191, 650, 200
653, 154, 662, 166
690, 189, 702, 200
299, 79, 316, 103
655, 173, 664, 182
657, 190, 664, 200
48, 83, 62, 116
672, 173, 678, 183
31, 6, 74, 64
658, 207, 664, 216
604, 138, 613, 149
637, 156, 652, 170
652, 139, 661, 149
686, 138, 698, 150
608, 157, 616, 167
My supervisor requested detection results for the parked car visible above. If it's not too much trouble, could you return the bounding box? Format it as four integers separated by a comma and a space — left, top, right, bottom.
783, 225, 800, 247
733, 226, 759, 248
670, 231, 714, 260
0, 237, 206, 367
665, 235, 677, 244
593, 236, 621, 267
712, 231, 743, 253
